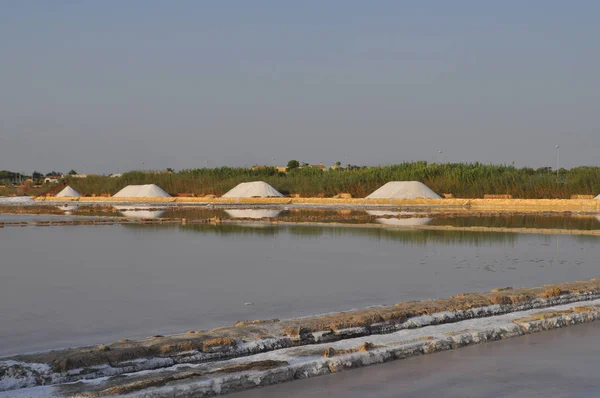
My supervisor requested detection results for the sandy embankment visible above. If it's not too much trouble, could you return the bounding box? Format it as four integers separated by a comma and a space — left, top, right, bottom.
37, 196, 600, 212
4, 278, 600, 396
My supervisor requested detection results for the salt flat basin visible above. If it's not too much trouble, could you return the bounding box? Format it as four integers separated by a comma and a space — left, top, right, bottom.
1, 222, 600, 356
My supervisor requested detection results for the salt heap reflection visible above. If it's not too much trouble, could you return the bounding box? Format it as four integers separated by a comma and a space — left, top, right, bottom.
224, 209, 282, 219
366, 210, 432, 226
114, 206, 166, 219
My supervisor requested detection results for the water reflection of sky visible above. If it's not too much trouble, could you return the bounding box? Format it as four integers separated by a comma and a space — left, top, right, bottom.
2, 223, 599, 357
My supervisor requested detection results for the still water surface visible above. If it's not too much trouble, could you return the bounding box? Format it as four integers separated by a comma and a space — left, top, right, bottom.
1, 222, 599, 356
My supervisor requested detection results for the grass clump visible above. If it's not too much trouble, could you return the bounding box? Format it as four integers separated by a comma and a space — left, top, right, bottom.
322, 342, 376, 358
491, 287, 513, 293
158, 341, 198, 355
216, 360, 288, 374
234, 319, 279, 327
281, 327, 310, 338
489, 295, 512, 305
538, 287, 563, 298
201, 337, 236, 352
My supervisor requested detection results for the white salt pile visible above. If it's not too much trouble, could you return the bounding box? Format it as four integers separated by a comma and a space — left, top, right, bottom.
225, 209, 282, 219
222, 181, 283, 198
113, 184, 171, 198
366, 210, 432, 226
595, 194, 600, 200
0, 196, 35, 205
366, 181, 441, 199
55, 186, 81, 197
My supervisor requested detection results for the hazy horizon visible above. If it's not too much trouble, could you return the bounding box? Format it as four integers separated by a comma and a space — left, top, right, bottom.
2, 1, 599, 174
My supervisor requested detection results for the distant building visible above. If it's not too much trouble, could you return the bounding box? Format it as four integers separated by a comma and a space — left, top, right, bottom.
109, 173, 123, 178
44, 178, 60, 184
308, 162, 327, 171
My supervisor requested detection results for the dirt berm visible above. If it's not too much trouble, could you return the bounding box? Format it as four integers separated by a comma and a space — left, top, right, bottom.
7, 278, 600, 375
38, 196, 600, 212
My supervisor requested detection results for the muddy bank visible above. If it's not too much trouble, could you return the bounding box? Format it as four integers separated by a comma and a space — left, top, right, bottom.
3, 278, 600, 395
4, 294, 600, 397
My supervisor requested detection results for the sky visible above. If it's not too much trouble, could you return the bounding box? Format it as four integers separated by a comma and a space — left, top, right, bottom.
1, 1, 599, 174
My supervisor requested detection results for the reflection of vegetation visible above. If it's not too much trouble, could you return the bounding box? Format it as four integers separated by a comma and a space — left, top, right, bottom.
286, 225, 517, 246
432, 215, 600, 230
122, 223, 517, 246
145, 208, 600, 231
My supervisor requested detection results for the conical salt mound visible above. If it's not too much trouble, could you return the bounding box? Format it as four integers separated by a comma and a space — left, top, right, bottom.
366, 181, 441, 199
55, 186, 81, 197
595, 194, 600, 200
113, 184, 171, 198
222, 181, 283, 198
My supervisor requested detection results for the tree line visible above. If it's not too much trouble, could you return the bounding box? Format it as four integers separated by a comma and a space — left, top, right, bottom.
58, 162, 600, 199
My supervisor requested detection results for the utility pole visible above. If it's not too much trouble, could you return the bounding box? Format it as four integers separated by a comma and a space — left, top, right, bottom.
556, 145, 560, 179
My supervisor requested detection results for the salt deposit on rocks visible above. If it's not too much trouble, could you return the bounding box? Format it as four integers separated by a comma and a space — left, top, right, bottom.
113, 184, 171, 198
0, 197, 35, 205
54, 186, 81, 197
222, 181, 283, 198
366, 181, 441, 199
4, 297, 600, 397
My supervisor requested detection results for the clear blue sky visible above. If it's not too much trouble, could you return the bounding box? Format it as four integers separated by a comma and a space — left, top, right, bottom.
1, 1, 599, 174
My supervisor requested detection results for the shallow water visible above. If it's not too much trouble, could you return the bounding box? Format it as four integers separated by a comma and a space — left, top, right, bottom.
5, 205, 600, 230
1, 222, 600, 356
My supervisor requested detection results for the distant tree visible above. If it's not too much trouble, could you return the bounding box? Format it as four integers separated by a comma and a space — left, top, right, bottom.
335, 161, 341, 166
166, 168, 174, 173
347, 164, 363, 170
32, 171, 43, 180
286, 160, 300, 171
68, 169, 77, 175
536, 167, 551, 175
